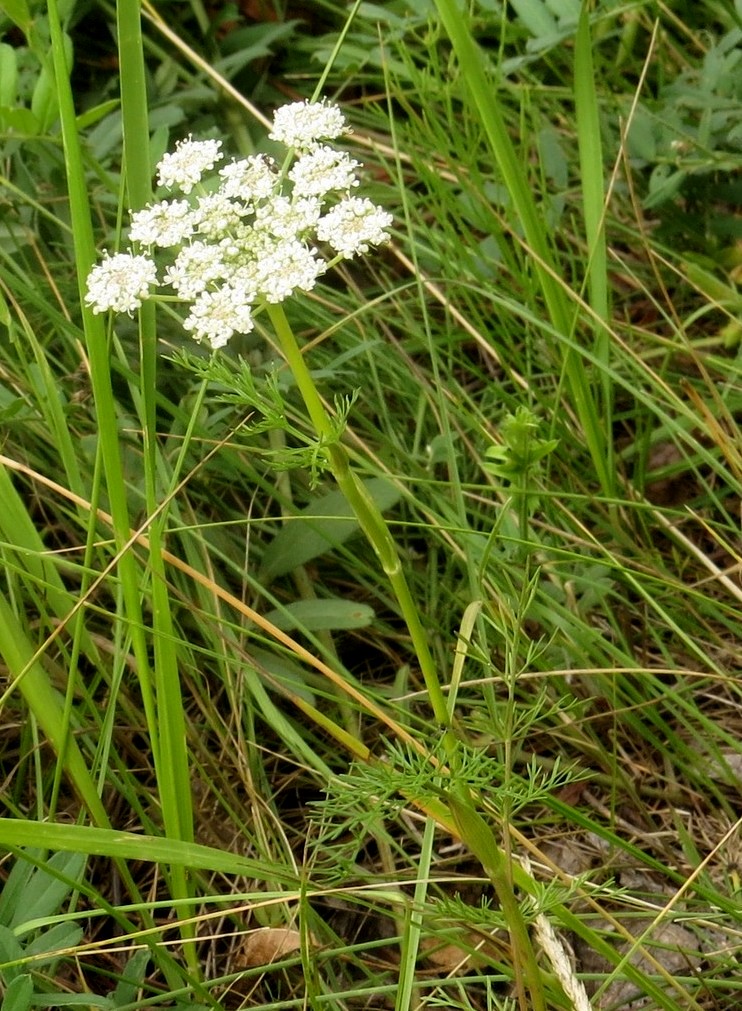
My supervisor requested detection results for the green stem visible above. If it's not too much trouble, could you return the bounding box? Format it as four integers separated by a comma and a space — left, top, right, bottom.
448, 791, 548, 1011
266, 303, 453, 739
117, 0, 197, 975
47, 0, 157, 758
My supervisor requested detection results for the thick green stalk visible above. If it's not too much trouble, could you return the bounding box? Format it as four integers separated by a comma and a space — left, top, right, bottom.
117, 0, 193, 845
448, 791, 548, 1011
46, 0, 157, 753
574, 3, 613, 487
266, 303, 453, 738
116, 0, 196, 971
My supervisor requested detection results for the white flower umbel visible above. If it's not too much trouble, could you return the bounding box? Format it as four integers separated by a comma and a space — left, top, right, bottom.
157, 136, 223, 194
317, 197, 393, 258
87, 97, 392, 346
255, 195, 322, 240
252, 239, 326, 303
129, 199, 195, 248
183, 284, 256, 348
85, 252, 158, 314
269, 99, 349, 151
289, 146, 360, 198
219, 154, 276, 201
164, 241, 227, 299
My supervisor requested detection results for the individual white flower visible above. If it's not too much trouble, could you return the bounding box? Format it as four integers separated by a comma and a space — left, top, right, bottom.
288, 145, 360, 198
269, 99, 348, 151
163, 241, 227, 299
157, 136, 223, 194
219, 154, 277, 201
128, 199, 195, 247
85, 252, 158, 314
183, 283, 256, 348
254, 195, 322, 239
192, 192, 246, 237
316, 197, 393, 257
252, 238, 325, 303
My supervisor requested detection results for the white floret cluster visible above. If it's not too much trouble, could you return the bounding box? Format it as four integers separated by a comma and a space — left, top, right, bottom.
85, 99, 393, 349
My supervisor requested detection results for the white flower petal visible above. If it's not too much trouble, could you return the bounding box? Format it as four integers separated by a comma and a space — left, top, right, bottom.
219, 154, 277, 201
183, 284, 256, 348
129, 200, 195, 247
85, 252, 158, 314
252, 239, 325, 302
157, 136, 223, 194
193, 192, 246, 237
254, 195, 321, 239
316, 197, 393, 257
289, 146, 360, 198
164, 241, 228, 298
269, 100, 348, 151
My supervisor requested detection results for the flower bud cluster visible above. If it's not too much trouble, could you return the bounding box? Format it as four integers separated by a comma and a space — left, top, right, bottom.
86, 100, 393, 348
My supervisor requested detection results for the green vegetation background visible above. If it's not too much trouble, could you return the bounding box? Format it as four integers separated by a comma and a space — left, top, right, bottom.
0, 1, 741, 1009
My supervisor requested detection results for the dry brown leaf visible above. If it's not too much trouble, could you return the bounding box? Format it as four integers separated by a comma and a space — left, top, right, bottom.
419, 929, 501, 973
235, 926, 307, 968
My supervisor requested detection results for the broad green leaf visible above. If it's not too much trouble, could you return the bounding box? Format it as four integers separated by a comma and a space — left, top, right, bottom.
682, 259, 742, 309
2, 851, 85, 931
545, 0, 580, 20
240, 651, 333, 771
0, 855, 37, 928
0, 288, 9, 327
646, 165, 686, 207
31, 33, 72, 132
625, 104, 658, 163
260, 478, 400, 582
264, 599, 375, 632
249, 647, 316, 706
215, 21, 296, 76
0, 45, 18, 108
537, 125, 568, 188
75, 98, 119, 131
0, 107, 40, 135
0, 0, 31, 35
23, 921, 83, 961
30, 63, 55, 130
0, 972, 33, 1011
0, 924, 24, 975
111, 950, 150, 1008
508, 0, 557, 39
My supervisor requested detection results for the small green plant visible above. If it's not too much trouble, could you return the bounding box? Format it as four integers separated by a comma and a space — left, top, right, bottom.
83, 98, 451, 725
626, 22, 742, 239
483, 406, 558, 533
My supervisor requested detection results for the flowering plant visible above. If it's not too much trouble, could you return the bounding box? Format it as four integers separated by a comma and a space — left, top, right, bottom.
86, 95, 450, 757
86, 100, 393, 347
